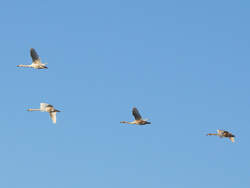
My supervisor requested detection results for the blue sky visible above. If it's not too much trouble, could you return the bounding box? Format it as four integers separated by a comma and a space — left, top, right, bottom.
0, 0, 250, 187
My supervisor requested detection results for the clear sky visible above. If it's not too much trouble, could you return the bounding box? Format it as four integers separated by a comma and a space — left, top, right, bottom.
0, 0, 249, 187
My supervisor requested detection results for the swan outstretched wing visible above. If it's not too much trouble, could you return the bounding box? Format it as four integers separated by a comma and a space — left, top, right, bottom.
30, 48, 41, 64
49, 112, 57, 124
229, 137, 235, 143
132, 107, 142, 120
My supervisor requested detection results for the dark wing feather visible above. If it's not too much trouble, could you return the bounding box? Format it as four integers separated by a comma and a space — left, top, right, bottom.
30, 48, 40, 62
132, 107, 142, 120
224, 131, 235, 138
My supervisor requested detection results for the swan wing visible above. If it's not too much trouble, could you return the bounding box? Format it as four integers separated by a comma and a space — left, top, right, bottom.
229, 137, 235, 143
132, 107, 142, 120
49, 112, 57, 124
30, 48, 41, 64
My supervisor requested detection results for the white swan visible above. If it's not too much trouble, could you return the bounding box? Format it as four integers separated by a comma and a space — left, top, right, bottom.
207, 129, 235, 143
120, 107, 151, 125
27, 103, 60, 124
17, 48, 48, 69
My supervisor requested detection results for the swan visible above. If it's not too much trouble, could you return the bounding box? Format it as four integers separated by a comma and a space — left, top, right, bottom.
207, 129, 235, 143
17, 48, 48, 69
120, 107, 151, 125
27, 103, 60, 124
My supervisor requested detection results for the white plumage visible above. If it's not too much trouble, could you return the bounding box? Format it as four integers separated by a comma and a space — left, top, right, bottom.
27, 103, 60, 124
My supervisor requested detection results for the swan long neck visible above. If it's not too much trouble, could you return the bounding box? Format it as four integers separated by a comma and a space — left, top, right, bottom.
27, 108, 41, 111
207, 133, 218, 136
17, 64, 32, 67
120, 121, 136, 124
